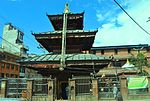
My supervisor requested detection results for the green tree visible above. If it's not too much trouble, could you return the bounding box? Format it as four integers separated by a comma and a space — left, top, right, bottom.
137, 52, 148, 75
130, 52, 148, 76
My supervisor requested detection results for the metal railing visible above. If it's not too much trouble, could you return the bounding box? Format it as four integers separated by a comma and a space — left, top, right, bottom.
32, 78, 48, 96
6, 78, 27, 98
98, 77, 120, 99
73, 77, 92, 96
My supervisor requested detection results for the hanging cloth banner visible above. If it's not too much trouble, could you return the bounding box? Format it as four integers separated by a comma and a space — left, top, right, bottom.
128, 76, 148, 89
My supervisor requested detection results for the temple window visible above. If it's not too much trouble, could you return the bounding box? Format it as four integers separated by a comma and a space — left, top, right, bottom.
114, 49, 118, 54
128, 48, 131, 54
101, 50, 104, 55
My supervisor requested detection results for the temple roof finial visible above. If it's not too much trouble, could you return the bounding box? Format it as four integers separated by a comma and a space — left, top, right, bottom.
64, 3, 70, 14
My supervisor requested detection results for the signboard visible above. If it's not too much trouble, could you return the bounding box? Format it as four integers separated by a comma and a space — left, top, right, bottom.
128, 76, 148, 89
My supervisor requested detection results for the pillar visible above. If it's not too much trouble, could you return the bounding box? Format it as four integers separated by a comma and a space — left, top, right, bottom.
26, 79, 33, 100
92, 79, 98, 100
47, 78, 54, 101
0, 79, 7, 97
147, 76, 150, 92
69, 78, 76, 101
120, 77, 128, 100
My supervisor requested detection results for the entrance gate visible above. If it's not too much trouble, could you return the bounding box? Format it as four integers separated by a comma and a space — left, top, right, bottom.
69, 76, 93, 101
31, 78, 56, 101
98, 76, 120, 99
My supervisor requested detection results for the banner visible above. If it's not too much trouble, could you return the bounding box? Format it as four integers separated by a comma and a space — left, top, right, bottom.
128, 76, 148, 89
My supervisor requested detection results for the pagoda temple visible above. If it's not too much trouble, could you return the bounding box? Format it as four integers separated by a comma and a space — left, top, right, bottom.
19, 3, 110, 99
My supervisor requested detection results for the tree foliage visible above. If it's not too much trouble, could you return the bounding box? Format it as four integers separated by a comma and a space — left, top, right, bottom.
130, 52, 148, 76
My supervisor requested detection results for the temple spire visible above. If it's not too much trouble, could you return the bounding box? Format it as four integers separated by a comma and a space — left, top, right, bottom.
64, 3, 70, 14
60, 3, 68, 71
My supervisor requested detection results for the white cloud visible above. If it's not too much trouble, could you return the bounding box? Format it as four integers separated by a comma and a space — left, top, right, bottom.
94, 0, 150, 47
96, 12, 104, 22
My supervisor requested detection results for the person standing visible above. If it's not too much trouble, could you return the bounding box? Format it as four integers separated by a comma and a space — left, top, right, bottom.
113, 84, 118, 99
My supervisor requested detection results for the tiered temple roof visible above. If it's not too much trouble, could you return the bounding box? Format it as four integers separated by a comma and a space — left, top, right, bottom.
33, 11, 97, 53
33, 30, 97, 53
47, 12, 84, 30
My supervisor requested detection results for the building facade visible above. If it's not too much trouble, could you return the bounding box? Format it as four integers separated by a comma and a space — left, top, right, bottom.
91, 44, 150, 66
0, 48, 20, 78
0, 23, 28, 78
2, 23, 28, 58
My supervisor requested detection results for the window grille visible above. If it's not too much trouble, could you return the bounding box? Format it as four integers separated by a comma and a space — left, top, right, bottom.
75, 78, 92, 95
33, 79, 48, 96
7, 78, 27, 98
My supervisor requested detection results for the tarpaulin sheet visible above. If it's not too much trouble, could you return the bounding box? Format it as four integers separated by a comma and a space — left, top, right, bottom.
128, 77, 148, 89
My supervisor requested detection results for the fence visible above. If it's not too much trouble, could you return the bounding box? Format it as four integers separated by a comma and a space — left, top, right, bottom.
6, 78, 27, 98
75, 77, 92, 95
32, 78, 48, 96
98, 76, 120, 99
69, 76, 95, 101
1, 76, 150, 101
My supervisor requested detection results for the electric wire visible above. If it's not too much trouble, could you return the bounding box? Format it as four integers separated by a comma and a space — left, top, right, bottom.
114, 0, 150, 36
0, 36, 21, 51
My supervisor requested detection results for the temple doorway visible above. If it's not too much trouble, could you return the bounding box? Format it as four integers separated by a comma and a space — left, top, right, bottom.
56, 71, 71, 100
59, 81, 69, 100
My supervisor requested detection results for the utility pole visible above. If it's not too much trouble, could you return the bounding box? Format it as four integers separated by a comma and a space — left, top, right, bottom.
60, 3, 69, 71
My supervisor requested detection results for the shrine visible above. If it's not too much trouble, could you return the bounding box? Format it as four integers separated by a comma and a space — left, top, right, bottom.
19, 3, 110, 99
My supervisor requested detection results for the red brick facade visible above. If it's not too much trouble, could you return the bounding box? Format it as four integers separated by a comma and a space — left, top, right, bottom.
0, 51, 20, 78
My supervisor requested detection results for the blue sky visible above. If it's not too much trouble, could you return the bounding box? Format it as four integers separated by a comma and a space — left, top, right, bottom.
0, 0, 150, 54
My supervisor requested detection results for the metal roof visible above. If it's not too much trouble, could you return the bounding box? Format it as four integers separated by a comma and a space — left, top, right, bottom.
19, 53, 109, 63
91, 44, 149, 50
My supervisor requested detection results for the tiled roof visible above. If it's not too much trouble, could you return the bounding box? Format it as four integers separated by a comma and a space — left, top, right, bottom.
91, 44, 149, 50
96, 67, 138, 76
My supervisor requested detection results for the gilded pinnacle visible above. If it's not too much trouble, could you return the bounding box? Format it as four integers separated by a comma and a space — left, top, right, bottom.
64, 3, 70, 14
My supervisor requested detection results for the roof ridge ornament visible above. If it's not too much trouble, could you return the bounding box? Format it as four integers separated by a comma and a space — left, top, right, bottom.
64, 3, 70, 14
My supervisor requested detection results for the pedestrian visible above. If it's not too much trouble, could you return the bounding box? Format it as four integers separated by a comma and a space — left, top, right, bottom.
65, 85, 69, 99
113, 84, 118, 99
116, 91, 123, 101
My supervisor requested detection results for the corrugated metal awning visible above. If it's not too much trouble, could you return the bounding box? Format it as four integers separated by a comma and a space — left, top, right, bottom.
19, 53, 109, 63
